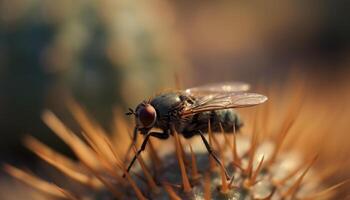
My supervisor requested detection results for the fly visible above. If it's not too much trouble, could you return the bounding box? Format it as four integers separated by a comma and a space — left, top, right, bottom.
124, 82, 267, 179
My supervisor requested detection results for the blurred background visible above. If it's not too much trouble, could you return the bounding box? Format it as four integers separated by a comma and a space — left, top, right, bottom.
0, 0, 189, 156
0, 0, 349, 191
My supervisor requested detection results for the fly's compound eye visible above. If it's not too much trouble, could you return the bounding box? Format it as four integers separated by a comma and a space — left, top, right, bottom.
136, 104, 157, 128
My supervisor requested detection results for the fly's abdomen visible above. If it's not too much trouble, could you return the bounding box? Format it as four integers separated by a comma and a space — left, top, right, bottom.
210, 109, 243, 132
181, 109, 243, 138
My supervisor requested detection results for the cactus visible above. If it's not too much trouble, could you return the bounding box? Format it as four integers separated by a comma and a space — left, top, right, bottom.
4, 87, 348, 200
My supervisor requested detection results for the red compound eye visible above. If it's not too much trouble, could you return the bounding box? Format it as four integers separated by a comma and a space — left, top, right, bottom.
137, 104, 157, 128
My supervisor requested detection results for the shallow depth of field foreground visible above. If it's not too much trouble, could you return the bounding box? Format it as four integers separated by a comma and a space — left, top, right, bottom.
4, 79, 350, 200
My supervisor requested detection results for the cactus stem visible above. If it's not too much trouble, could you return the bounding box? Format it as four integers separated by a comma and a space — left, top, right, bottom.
208, 121, 216, 171
103, 136, 130, 187
219, 165, 229, 193
134, 147, 159, 192
82, 157, 124, 199
246, 129, 258, 176
81, 132, 125, 186
148, 139, 163, 171
268, 97, 300, 166
3, 164, 76, 199
56, 187, 81, 200
189, 144, 201, 180
274, 160, 304, 186
232, 132, 241, 166
24, 136, 101, 188
219, 123, 230, 150
249, 155, 265, 186
209, 122, 222, 152
283, 155, 318, 198
255, 187, 276, 200
163, 183, 182, 200
173, 128, 192, 193
179, 137, 190, 167
229, 174, 238, 189
232, 160, 245, 172
303, 179, 350, 199
204, 173, 211, 200
123, 170, 147, 200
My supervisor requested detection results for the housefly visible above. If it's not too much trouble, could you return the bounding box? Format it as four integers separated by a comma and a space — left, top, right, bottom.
124, 82, 267, 179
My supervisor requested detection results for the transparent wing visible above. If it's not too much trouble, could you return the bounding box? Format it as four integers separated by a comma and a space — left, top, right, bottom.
181, 92, 267, 117
185, 82, 250, 96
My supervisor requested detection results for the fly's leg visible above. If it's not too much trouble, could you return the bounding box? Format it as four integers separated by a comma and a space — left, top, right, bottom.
123, 131, 169, 177
198, 130, 231, 180
124, 127, 138, 162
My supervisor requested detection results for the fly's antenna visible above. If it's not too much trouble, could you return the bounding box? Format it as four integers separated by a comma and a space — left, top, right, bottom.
126, 108, 136, 116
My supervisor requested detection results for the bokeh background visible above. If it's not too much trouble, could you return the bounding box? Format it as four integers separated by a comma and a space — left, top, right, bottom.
0, 0, 349, 198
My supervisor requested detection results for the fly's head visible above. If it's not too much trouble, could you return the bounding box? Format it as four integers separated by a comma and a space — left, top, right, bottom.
130, 102, 157, 131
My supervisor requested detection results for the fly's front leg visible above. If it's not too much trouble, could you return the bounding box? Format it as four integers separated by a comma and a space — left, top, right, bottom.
124, 127, 139, 161
198, 130, 231, 180
123, 131, 169, 177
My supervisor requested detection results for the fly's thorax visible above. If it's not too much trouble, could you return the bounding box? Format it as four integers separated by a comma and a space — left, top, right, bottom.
150, 93, 181, 115
150, 92, 183, 129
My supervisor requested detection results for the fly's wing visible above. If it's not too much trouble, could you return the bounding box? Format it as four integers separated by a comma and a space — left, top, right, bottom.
185, 82, 250, 95
181, 92, 267, 117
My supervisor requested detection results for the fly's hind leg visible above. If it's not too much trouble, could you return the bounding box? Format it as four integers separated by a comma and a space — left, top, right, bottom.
198, 130, 231, 180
